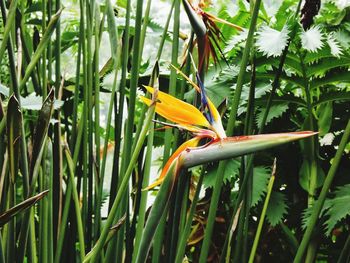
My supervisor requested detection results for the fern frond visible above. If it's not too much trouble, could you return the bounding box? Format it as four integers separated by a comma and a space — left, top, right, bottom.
324, 184, 350, 236
251, 166, 271, 207
266, 191, 289, 226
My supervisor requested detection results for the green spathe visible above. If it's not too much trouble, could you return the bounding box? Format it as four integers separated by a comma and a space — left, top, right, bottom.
181, 132, 317, 168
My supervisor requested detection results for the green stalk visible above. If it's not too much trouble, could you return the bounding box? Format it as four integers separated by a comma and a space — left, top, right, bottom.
237, 53, 256, 263
248, 160, 276, 263
156, 0, 175, 60
166, 172, 187, 263
198, 1, 262, 260
108, 0, 130, 208
47, 141, 54, 263
293, 119, 350, 262
298, 49, 319, 262
131, 0, 175, 154
97, 0, 121, 237
0, 119, 5, 137
0, 0, 17, 66
152, 1, 180, 261
93, 3, 101, 243
71, 9, 84, 149
108, 0, 144, 260
80, 0, 89, 246
280, 223, 299, 254
19, 9, 62, 92
54, 110, 84, 263
131, 112, 155, 263
139, 0, 152, 60
39, 154, 48, 263
131, 62, 159, 263
39, 6, 49, 260
85, 98, 156, 262
162, 0, 180, 163
337, 233, 350, 263
174, 168, 205, 263
42, 0, 47, 98
135, 162, 178, 263
85, 0, 94, 250
64, 147, 86, 261
120, 0, 144, 178
0, 233, 4, 263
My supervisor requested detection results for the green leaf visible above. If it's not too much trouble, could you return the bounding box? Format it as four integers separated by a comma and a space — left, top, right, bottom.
266, 191, 288, 226
298, 160, 325, 193
324, 184, 350, 236
312, 90, 350, 106
306, 56, 350, 78
7, 95, 22, 183
255, 103, 289, 127
30, 89, 55, 177
251, 166, 271, 207
203, 159, 240, 188
317, 102, 333, 136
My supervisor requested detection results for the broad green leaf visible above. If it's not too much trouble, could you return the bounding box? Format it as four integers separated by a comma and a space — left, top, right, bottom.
266, 191, 289, 226
251, 166, 271, 207
0, 190, 49, 227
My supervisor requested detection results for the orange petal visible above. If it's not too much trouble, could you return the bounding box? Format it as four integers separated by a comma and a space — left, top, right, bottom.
145, 137, 202, 190
142, 86, 210, 128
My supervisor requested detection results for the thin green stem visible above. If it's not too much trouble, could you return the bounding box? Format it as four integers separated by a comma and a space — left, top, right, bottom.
248, 161, 276, 263
174, 168, 205, 263
337, 232, 350, 263
64, 147, 86, 261
131, 118, 155, 263
293, 120, 350, 262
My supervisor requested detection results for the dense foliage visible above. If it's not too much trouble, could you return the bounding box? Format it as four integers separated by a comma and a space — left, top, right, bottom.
0, 0, 349, 262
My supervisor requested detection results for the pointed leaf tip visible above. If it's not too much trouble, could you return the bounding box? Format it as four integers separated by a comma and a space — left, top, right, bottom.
181, 131, 317, 168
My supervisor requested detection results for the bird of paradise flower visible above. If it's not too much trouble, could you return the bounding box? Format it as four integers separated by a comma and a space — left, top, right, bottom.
140, 66, 316, 191
135, 68, 316, 262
